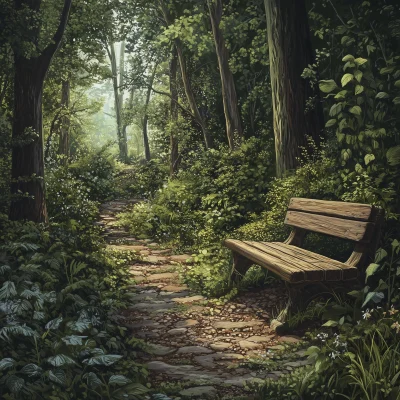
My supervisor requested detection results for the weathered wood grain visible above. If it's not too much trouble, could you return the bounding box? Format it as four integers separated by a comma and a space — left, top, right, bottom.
285, 211, 375, 243
288, 198, 373, 221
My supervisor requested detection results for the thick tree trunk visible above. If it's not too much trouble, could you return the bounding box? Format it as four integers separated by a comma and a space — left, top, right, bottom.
158, 0, 212, 149
208, 0, 243, 149
169, 48, 179, 176
9, 59, 48, 222
58, 79, 70, 164
9, 0, 72, 222
264, 0, 323, 178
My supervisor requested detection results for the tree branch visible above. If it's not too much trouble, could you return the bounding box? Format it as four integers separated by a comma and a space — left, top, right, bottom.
40, 0, 73, 69
149, 86, 198, 122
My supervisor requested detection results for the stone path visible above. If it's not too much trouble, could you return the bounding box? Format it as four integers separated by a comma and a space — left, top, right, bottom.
99, 200, 311, 400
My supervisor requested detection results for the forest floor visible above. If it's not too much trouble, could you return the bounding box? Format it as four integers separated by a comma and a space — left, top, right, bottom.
98, 199, 311, 400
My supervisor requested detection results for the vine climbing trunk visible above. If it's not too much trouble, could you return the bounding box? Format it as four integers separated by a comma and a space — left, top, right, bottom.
169, 48, 179, 176
58, 78, 70, 164
264, 0, 323, 178
9, 0, 72, 223
208, 0, 243, 149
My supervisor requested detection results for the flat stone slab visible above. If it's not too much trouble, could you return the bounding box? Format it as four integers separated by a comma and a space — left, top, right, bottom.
194, 353, 244, 369
147, 344, 177, 356
167, 328, 187, 336
177, 346, 213, 355
179, 386, 217, 399
161, 285, 189, 293
278, 335, 302, 343
175, 319, 199, 328
132, 302, 176, 312
170, 254, 193, 263
172, 295, 205, 304
144, 255, 170, 264
146, 272, 179, 282
213, 321, 264, 330
239, 340, 263, 350
108, 245, 147, 251
246, 335, 274, 343
210, 342, 231, 351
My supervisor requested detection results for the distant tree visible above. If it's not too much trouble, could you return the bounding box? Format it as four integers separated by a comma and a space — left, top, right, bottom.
264, 0, 323, 178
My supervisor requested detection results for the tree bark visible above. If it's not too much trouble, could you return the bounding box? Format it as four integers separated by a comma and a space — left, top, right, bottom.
208, 0, 243, 149
264, 0, 323, 178
108, 41, 128, 162
58, 79, 70, 164
169, 48, 179, 176
9, 0, 72, 222
158, 0, 212, 149
142, 65, 157, 162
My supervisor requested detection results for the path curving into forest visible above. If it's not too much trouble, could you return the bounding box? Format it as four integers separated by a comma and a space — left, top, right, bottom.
98, 200, 311, 400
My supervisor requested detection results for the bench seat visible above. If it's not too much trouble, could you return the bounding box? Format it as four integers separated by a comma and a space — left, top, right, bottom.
225, 239, 358, 283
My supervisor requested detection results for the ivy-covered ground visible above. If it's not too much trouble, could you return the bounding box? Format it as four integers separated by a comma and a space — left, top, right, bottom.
101, 200, 312, 400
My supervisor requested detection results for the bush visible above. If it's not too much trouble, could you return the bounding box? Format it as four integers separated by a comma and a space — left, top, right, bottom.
0, 219, 148, 399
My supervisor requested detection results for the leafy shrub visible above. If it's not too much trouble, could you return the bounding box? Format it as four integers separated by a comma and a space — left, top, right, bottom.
0, 220, 148, 399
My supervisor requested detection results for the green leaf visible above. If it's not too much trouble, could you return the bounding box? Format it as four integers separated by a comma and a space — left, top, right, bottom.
0, 281, 17, 300
48, 370, 66, 386
341, 73, 354, 87
355, 85, 364, 95
375, 248, 388, 263
349, 105, 362, 115
20, 364, 42, 377
47, 354, 76, 367
330, 103, 343, 116
84, 372, 102, 389
354, 70, 363, 83
83, 354, 122, 366
395, 80, 400, 88
319, 80, 338, 93
342, 54, 355, 62
365, 263, 380, 281
0, 358, 15, 371
362, 292, 384, 308
376, 92, 390, 99
322, 320, 338, 327
335, 90, 348, 99
354, 57, 368, 66
45, 316, 63, 330
325, 119, 337, 128
364, 153, 375, 165
386, 146, 400, 166
380, 66, 395, 74
61, 335, 87, 346
393, 97, 400, 105
109, 375, 132, 386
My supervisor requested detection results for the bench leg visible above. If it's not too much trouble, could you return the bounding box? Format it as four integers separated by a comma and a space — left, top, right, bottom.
229, 252, 253, 286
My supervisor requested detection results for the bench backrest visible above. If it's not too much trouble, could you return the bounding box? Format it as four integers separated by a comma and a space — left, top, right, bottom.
284, 198, 382, 243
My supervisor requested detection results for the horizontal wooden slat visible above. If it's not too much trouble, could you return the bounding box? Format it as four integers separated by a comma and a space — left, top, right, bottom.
288, 198, 374, 221
285, 211, 375, 243
245, 241, 324, 281
225, 239, 305, 282
265, 242, 358, 281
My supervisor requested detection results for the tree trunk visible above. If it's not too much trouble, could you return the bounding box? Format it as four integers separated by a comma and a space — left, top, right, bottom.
9, 0, 72, 222
169, 48, 179, 176
208, 0, 243, 149
158, 0, 212, 149
109, 41, 128, 162
264, 0, 323, 178
9, 59, 48, 222
58, 79, 70, 164
142, 65, 157, 162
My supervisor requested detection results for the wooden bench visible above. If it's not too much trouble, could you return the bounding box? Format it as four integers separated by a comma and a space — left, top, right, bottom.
224, 198, 384, 315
